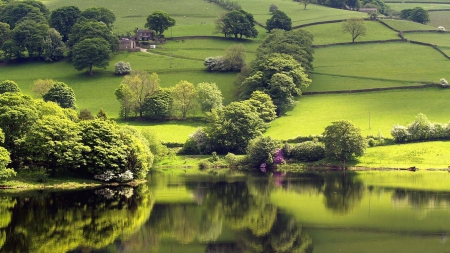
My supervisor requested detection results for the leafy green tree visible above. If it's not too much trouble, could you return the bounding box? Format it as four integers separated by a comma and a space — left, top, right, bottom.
119, 71, 160, 117
266, 10, 292, 32
400, 9, 412, 20
43, 82, 76, 109
142, 88, 173, 119
96, 108, 108, 120
342, 18, 367, 42
407, 113, 433, 141
217, 10, 258, 39
196, 82, 223, 113
172, 80, 198, 119
0, 22, 10, 48
12, 19, 48, 58
322, 120, 366, 162
0, 2, 42, 28
145, 10, 176, 36
0, 129, 14, 180
71, 38, 111, 76
119, 126, 154, 179
50, 6, 81, 42
246, 136, 279, 169
115, 83, 134, 119
256, 29, 314, 72
22, 0, 50, 19
223, 44, 246, 71
31, 78, 55, 98
17, 115, 87, 176
206, 101, 267, 153
68, 20, 118, 52
243, 91, 277, 122
0, 93, 39, 169
1, 39, 21, 62
409, 7, 430, 24
268, 73, 298, 114
80, 7, 116, 30
41, 28, 65, 62
0, 80, 20, 94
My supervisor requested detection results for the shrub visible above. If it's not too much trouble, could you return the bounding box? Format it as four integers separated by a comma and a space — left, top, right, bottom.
180, 138, 199, 155
431, 122, 446, 139
367, 138, 376, 147
204, 56, 227, 71
407, 113, 433, 141
79, 108, 95, 120
246, 136, 279, 170
391, 125, 409, 142
0, 80, 21, 94
290, 141, 325, 162
281, 142, 293, 159
225, 152, 239, 167
114, 61, 131, 75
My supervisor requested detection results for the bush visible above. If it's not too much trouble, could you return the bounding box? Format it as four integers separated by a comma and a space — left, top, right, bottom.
225, 152, 239, 167
407, 113, 433, 141
0, 80, 21, 94
367, 138, 376, 147
204, 56, 227, 71
290, 141, 325, 162
114, 61, 131, 75
391, 125, 409, 142
246, 136, 279, 170
78, 108, 95, 120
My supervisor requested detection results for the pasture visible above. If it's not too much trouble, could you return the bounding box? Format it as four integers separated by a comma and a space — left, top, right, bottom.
403, 32, 450, 55
380, 19, 437, 30
429, 11, 450, 29
387, 3, 450, 11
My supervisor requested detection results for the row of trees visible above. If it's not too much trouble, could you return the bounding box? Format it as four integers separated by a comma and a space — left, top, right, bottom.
0, 82, 155, 181
391, 113, 450, 142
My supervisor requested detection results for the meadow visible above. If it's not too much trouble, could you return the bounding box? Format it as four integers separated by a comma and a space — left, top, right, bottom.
428, 11, 450, 29
403, 32, 450, 55
380, 19, 437, 30
387, 3, 450, 11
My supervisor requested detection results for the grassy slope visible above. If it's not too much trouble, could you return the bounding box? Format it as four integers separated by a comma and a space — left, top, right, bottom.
381, 19, 437, 30
404, 32, 450, 55
305, 20, 399, 45
429, 11, 450, 30
388, 3, 450, 11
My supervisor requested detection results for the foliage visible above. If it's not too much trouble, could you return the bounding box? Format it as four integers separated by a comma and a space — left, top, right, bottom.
172, 80, 198, 119
68, 20, 119, 52
114, 61, 131, 75
216, 10, 258, 39
115, 83, 134, 119
182, 128, 211, 154
206, 101, 267, 154
145, 10, 176, 36
401, 7, 430, 24
391, 125, 409, 142
197, 82, 223, 113
0, 129, 14, 180
224, 44, 246, 71
139, 128, 168, 160
207, 0, 241, 11
80, 7, 116, 30
96, 108, 108, 120
0, 2, 43, 29
31, 79, 55, 98
290, 141, 325, 162
0, 22, 10, 48
407, 113, 433, 141
256, 29, 314, 72
269, 4, 278, 12
143, 88, 173, 119
43, 82, 77, 109
0, 80, 20, 94
224, 152, 240, 167
243, 91, 277, 122
322, 120, 366, 161
41, 28, 65, 62
78, 108, 95, 120
71, 38, 111, 76
266, 10, 292, 32
50, 6, 81, 42
11, 19, 48, 59
342, 18, 367, 42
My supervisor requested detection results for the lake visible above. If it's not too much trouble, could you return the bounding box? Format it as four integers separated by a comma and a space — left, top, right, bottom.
1, 170, 450, 253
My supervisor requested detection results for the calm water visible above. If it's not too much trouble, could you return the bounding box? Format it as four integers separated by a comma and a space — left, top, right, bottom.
1, 171, 450, 253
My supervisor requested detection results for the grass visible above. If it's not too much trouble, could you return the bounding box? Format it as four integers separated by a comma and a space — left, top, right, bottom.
387, 3, 450, 11
429, 11, 450, 29
381, 19, 437, 30
356, 141, 450, 168
305, 20, 399, 45
265, 88, 450, 139
403, 32, 450, 55
1, 171, 102, 189
124, 120, 205, 143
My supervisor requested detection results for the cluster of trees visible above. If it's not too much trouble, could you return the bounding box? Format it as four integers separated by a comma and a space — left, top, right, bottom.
115, 71, 224, 120
0, 80, 157, 181
391, 113, 450, 143
215, 10, 258, 39
400, 7, 430, 24
204, 44, 246, 72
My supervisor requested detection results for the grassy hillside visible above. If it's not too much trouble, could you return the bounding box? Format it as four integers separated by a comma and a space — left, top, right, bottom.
387, 3, 450, 11
381, 19, 437, 30
403, 32, 450, 55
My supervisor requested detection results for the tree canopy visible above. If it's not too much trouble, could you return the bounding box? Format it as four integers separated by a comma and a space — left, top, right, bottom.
322, 120, 366, 162
145, 10, 176, 36
71, 38, 111, 76
69, 20, 118, 52
216, 10, 258, 39
50, 6, 81, 41
43, 82, 77, 109
266, 10, 292, 32
80, 7, 116, 29
342, 18, 367, 43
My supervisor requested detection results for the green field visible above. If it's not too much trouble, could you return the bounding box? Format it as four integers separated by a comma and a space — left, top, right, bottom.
403, 32, 450, 55
305, 20, 399, 45
387, 3, 450, 11
429, 11, 450, 29
265, 88, 450, 139
381, 19, 437, 30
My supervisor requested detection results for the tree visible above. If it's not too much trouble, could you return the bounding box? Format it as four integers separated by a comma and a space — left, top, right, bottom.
268, 73, 298, 114
0, 22, 10, 48
409, 7, 430, 24
41, 28, 65, 62
68, 20, 119, 52
1, 39, 21, 62
115, 83, 134, 119
300, 0, 312, 9
43, 82, 76, 109
244, 91, 277, 122
32, 78, 55, 98
256, 29, 314, 72
0, 80, 21, 94
0, 129, 14, 180
12, 19, 48, 58
80, 7, 116, 30
119, 71, 160, 117
145, 10, 176, 36
269, 4, 278, 12
114, 61, 131, 75
342, 18, 367, 43
217, 10, 258, 39
50, 6, 81, 42
266, 10, 292, 32
143, 88, 173, 119
223, 44, 246, 71
0, 2, 42, 29
172, 81, 198, 119
206, 101, 267, 153
71, 38, 111, 76
246, 136, 279, 170
322, 120, 366, 162
197, 82, 223, 113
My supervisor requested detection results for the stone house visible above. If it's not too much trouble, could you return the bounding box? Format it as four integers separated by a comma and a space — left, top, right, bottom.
134, 29, 155, 41
119, 38, 136, 50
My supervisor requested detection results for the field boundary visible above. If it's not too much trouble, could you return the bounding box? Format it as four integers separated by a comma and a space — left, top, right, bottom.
312, 39, 406, 48
303, 83, 440, 95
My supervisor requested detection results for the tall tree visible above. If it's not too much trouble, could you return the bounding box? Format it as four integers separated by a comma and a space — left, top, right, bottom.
196, 82, 223, 113
43, 82, 76, 109
0, 22, 10, 48
50, 6, 81, 42
145, 10, 176, 36
143, 88, 173, 119
342, 18, 367, 42
322, 120, 366, 163
172, 80, 198, 119
266, 10, 292, 32
409, 7, 430, 24
68, 20, 119, 52
0, 2, 42, 29
80, 7, 116, 30
217, 10, 258, 39
41, 28, 65, 62
71, 38, 111, 76
12, 19, 48, 58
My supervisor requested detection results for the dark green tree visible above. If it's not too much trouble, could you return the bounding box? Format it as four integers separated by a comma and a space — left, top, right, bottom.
0, 2, 42, 28
245, 136, 279, 169
0, 80, 21, 94
41, 28, 65, 62
0, 22, 10, 48
43, 82, 76, 109
71, 38, 111, 76
50, 6, 81, 41
409, 7, 430, 24
80, 7, 116, 30
68, 20, 119, 52
322, 120, 366, 162
143, 88, 173, 119
144, 10, 176, 36
266, 10, 292, 32
12, 19, 48, 58
217, 10, 258, 39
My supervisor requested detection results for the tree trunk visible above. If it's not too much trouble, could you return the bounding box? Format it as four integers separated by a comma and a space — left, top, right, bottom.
89, 64, 93, 76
